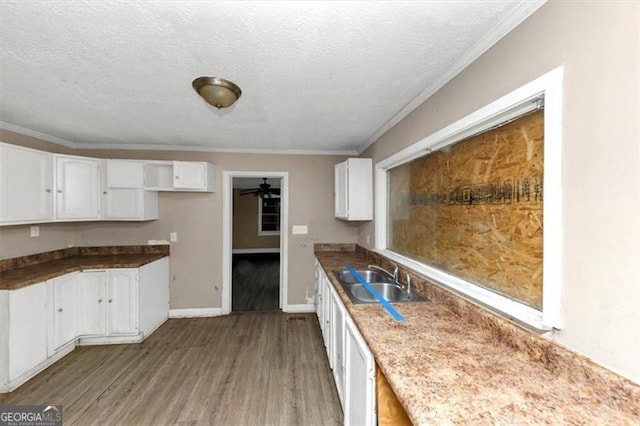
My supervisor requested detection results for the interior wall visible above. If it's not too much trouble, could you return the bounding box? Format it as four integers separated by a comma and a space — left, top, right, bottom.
0, 129, 359, 308
358, 1, 640, 383
232, 189, 280, 250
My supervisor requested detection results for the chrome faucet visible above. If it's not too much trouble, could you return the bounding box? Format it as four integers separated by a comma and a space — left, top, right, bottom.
367, 261, 399, 282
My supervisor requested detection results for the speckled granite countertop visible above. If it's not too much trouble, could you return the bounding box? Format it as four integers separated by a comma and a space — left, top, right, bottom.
0, 246, 169, 290
315, 246, 639, 424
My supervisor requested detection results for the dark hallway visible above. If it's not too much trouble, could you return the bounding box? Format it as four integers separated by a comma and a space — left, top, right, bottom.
232, 253, 280, 312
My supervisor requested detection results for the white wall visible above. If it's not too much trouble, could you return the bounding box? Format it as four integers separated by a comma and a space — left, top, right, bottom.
359, 1, 639, 383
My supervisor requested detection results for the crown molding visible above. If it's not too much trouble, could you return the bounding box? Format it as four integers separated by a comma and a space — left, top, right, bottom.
0, 121, 357, 156
0, 121, 79, 148
356, 0, 546, 154
71, 142, 357, 156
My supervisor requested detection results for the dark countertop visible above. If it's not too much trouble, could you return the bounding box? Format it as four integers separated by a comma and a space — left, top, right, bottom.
0, 246, 169, 290
315, 247, 639, 424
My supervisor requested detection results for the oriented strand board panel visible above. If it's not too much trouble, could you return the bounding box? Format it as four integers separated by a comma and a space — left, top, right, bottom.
388, 109, 543, 309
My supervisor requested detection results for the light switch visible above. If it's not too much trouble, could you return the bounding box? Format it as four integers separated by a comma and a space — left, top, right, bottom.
30, 226, 40, 237
292, 225, 308, 235
170, 232, 178, 242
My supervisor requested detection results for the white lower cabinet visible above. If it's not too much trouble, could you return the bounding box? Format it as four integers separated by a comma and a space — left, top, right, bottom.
79, 271, 107, 336
315, 258, 376, 425
331, 288, 346, 404
48, 272, 82, 356
0, 257, 169, 393
344, 316, 376, 426
106, 269, 138, 335
1, 282, 49, 383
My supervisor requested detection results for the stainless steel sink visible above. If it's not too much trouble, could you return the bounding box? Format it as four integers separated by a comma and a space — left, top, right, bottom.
333, 269, 392, 285
333, 269, 428, 304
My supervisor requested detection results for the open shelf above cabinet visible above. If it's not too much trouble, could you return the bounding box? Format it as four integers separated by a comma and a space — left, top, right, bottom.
144, 161, 215, 192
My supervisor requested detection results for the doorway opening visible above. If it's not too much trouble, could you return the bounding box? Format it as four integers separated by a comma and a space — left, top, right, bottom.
222, 172, 288, 314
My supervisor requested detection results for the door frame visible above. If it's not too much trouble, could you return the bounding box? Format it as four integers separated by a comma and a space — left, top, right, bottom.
221, 171, 289, 314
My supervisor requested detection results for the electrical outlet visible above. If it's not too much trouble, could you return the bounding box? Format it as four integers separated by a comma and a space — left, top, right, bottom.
30, 226, 40, 237
366, 234, 370, 244
170, 232, 178, 242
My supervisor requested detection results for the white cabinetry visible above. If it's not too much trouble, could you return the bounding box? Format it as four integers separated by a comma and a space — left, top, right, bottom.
320, 271, 333, 367
78, 271, 106, 336
314, 257, 377, 424
106, 269, 139, 335
48, 272, 81, 355
1, 282, 48, 383
145, 161, 215, 192
0, 257, 169, 393
344, 316, 376, 426
0, 143, 216, 225
334, 158, 373, 221
0, 143, 53, 225
102, 160, 158, 221
331, 288, 346, 404
55, 154, 100, 220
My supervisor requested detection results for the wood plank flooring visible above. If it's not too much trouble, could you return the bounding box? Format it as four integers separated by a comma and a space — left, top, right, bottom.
0, 313, 342, 425
232, 253, 280, 312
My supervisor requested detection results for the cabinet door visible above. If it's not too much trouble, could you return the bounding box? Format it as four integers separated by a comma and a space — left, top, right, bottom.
344, 317, 376, 426
330, 289, 346, 405
106, 160, 144, 188
334, 161, 348, 219
321, 273, 333, 368
102, 188, 143, 219
314, 260, 322, 321
173, 161, 205, 189
8, 282, 48, 381
49, 273, 81, 355
79, 272, 106, 336
0, 144, 53, 224
107, 270, 139, 335
55, 155, 100, 220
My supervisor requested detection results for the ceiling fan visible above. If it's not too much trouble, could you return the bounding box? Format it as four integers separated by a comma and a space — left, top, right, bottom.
239, 178, 280, 198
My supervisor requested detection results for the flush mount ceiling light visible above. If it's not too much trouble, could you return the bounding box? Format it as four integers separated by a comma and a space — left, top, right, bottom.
192, 76, 242, 109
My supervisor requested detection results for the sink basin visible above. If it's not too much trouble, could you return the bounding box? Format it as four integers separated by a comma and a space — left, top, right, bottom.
332, 269, 428, 304
333, 269, 392, 285
348, 282, 412, 303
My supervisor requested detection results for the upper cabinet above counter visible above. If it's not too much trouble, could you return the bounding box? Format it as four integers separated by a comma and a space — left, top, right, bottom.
0, 143, 215, 226
144, 160, 214, 192
335, 158, 373, 221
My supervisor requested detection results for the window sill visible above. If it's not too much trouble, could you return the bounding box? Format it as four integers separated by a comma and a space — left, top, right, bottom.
374, 249, 551, 332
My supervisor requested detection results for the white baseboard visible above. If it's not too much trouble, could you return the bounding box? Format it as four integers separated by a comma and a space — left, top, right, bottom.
1, 343, 75, 393
232, 248, 280, 254
169, 308, 223, 318
284, 303, 315, 313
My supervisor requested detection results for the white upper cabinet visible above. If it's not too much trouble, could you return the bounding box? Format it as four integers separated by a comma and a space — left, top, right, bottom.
0, 142, 214, 225
145, 160, 215, 192
106, 159, 144, 188
102, 160, 158, 221
334, 158, 373, 221
173, 161, 208, 189
55, 154, 100, 220
0, 144, 53, 225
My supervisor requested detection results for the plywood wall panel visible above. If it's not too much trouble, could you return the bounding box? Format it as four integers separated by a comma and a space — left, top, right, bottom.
389, 110, 543, 309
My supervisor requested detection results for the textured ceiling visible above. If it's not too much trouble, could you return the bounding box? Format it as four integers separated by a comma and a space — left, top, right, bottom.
0, 1, 543, 154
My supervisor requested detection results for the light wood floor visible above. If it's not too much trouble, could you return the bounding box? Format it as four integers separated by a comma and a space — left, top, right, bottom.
0, 313, 342, 425
232, 253, 280, 312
